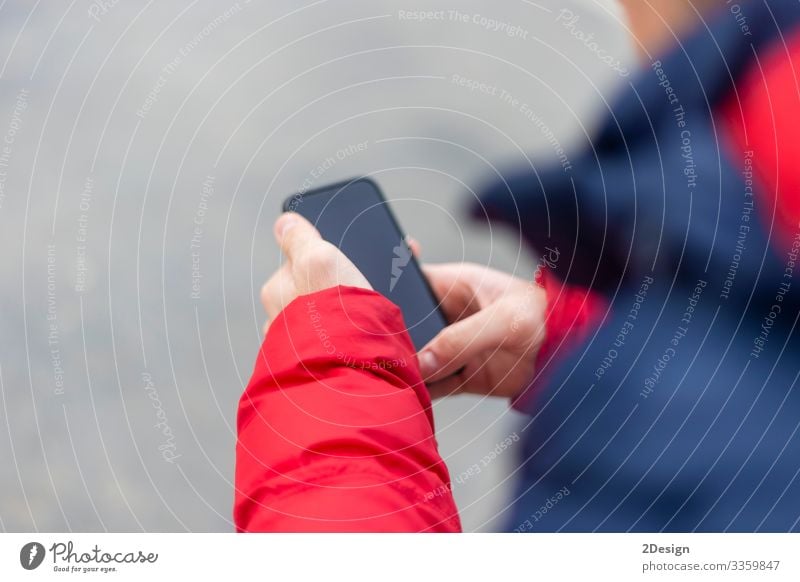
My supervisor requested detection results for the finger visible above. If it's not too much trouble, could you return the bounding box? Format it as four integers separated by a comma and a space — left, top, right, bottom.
406, 236, 422, 258
274, 212, 322, 263
417, 301, 512, 383
422, 263, 480, 322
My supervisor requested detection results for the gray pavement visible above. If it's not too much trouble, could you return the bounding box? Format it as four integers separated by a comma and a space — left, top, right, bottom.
0, 0, 632, 531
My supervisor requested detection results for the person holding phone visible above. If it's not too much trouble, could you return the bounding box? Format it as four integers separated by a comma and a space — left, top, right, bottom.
235, 0, 800, 532
235, 213, 468, 532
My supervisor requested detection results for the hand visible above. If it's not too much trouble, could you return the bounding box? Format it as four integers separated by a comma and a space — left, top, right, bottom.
417, 262, 547, 399
260, 213, 371, 333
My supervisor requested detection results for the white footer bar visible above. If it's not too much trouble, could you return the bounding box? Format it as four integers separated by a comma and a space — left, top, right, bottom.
1, 533, 796, 581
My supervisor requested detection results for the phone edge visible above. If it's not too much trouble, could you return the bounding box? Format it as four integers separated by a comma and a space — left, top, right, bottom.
279, 176, 451, 333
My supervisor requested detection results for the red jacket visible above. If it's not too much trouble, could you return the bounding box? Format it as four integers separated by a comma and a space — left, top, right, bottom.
234, 28, 800, 532
234, 287, 462, 531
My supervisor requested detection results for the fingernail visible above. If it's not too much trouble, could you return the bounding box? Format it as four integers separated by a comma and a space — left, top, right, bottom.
418, 350, 438, 377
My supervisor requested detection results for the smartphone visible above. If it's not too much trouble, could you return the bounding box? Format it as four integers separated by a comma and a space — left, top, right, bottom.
282, 178, 448, 352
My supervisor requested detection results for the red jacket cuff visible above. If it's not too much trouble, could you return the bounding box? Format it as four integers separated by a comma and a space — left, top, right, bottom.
513, 269, 606, 411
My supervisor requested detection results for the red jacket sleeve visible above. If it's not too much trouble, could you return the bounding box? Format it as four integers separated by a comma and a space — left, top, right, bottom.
234, 286, 461, 532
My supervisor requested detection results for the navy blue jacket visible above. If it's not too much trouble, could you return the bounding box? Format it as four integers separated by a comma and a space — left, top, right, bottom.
479, 0, 800, 531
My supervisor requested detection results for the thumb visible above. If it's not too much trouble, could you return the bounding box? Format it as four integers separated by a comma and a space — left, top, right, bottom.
418, 302, 509, 383
274, 212, 322, 262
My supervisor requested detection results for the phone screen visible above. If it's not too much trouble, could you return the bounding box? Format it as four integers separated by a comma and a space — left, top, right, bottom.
283, 178, 447, 351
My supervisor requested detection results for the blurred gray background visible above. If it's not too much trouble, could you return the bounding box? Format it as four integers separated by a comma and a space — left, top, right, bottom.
0, 0, 633, 531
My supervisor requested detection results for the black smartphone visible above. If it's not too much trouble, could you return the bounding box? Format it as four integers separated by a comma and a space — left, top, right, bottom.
282, 177, 447, 352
